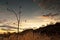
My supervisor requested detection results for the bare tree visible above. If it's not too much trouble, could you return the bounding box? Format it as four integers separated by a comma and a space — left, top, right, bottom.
6, 1, 22, 40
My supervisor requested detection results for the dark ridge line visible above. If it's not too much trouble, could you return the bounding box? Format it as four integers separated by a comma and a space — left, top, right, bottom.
0, 22, 60, 37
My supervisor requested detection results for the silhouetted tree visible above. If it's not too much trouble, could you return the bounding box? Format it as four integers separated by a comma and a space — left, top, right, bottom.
6, 1, 22, 40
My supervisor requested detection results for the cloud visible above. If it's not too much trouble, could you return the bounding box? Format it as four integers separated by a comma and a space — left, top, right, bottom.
0, 24, 24, 31
0, 25, 18, 29
42, 13, 60, 17
33, 0, 60, 11
33, 0, 60, 21
35, 13, 60, 23
33, 0, 36, 2
1, 28, 14, 31
0, 19, 7, 23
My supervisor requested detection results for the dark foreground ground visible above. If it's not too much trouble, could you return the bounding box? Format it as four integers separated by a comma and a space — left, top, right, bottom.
0, 22, 60, 40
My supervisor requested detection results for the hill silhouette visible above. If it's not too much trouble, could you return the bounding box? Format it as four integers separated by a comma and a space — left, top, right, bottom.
34, 22, 60, 35
0, 22, 60, 40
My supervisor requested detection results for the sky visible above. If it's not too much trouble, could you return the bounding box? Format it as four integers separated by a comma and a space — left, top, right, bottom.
0, 0, 60, 33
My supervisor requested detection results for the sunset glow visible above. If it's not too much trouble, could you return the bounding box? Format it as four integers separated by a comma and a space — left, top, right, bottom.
0, 0, 60, 34
0, 16, 57, 33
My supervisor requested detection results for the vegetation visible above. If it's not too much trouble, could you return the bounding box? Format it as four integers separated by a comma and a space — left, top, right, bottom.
0, 22, 60, 40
